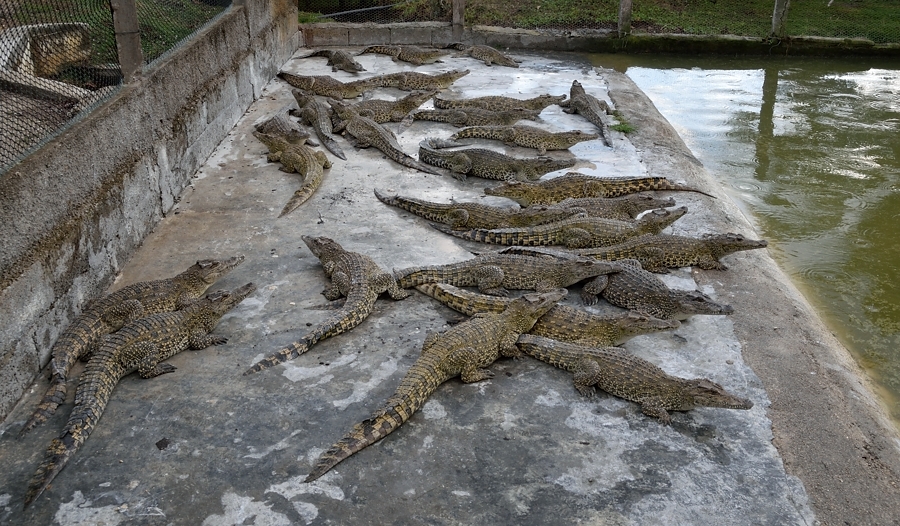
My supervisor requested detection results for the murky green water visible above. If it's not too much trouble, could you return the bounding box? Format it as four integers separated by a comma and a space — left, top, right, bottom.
588, 54, 900, 418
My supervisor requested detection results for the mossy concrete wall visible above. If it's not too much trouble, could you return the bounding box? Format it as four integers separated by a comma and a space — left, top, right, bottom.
0, 0, 299, 421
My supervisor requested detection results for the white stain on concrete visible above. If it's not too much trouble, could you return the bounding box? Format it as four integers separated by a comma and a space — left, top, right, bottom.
201, 492, 290, 526
535, 389, 567, 407
0, 493, 9, 506
332, 356, 398, 410
243, 428, 304, 459
225, 280, 289, 324
54, 491, 124, 526
281, 352, 356, 384
452, 490, 471, 497
267, 473, 345, 501
422, 399, 447, 420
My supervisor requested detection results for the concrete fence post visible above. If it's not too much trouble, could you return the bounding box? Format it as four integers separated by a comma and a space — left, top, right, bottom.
452, 0, 465, 41
618, 0, 633, 38
109, 0, 144, 83
771, 0, 790, 38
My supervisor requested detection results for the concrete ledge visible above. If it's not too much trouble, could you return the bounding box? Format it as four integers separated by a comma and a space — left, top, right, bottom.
0, 0, 298, 420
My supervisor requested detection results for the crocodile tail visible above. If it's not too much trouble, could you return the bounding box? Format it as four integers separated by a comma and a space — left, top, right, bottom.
305, 353, 447, 482
394, 152, 442, 176
244, 339, 310, 374
415, 283, 507, 316
24, 435, 75, 507
19, 375, 67, 437
279, 169, 326, 217
319, 135, 347, 161
516, 334, 578, 371
429, 222, 495, 243
394, 266, 442, 288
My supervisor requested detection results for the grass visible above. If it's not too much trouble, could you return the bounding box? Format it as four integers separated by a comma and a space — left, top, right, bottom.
610, 111, 635, 134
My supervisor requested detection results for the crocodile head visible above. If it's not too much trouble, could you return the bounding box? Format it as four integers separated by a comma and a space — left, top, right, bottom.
302, 235, 345, 261
538, 94, 568, 107
670, 290, 734, 320
569, 80, 586, 99
614, 311, 681, 344
552, 129, 600, 148
508, 288, 568, 332
623, 193, 677, 217
702, 233, 769, 258
290, 88, 316, 108
637, 206, 688, 234
678, 378, 754, 411
484, 180, 539, 206
204, 282, 257, 316
186, 255, 245, 285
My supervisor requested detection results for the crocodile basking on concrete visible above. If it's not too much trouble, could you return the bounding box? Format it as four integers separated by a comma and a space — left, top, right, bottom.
24, 283, 256, 508
334, 90, 437, 127
254, 108, 314, 141
554, 194, 677, 221
431, 206, 687, 249
484, 173, 715, 205
278, 71, 373, 100
374, 188, 584, 230
559, 80, 613, 146
402, 107, 540, 131
19, 256, 244, 436
393, 251, 620, 296
449, 124, 599, 155
358, 45, 448, 66
304, 288, 566, 482
244, 236, 410, 374
290, 88, 347, 160
297, 49, 365, 73
434, 93, 566, 112
517, 334, 753, 424
587, 258, 734, 319
444, 42, 521, 68
329, 99, 442, 175
418, 138, 576, 182
416, 282, 679, 347
365, 69, 470, 91
253, 130, 332, 217
574, 233, 769, 273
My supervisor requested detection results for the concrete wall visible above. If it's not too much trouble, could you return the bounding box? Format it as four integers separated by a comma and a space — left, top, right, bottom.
0, 0, 299, 420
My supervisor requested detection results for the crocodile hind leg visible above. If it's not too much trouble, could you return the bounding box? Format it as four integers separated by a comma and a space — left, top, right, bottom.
572, 357, 602, 396
472, 265, 508, 296
372, 272, 412, 300
581, 275, 609, 305
448, 347, 495, 383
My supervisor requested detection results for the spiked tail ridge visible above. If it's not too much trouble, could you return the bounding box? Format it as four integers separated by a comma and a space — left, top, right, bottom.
19, 374, 67, 437
279, 169, 326, 217
305, 353, 448, 482
24, 435, 75, 507
244, 339, 310, 375
319, 135, 347, 161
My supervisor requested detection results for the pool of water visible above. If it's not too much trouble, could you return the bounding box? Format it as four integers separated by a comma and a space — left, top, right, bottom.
588, 54, 900, 419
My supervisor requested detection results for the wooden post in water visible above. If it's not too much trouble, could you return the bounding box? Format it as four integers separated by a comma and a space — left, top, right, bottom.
618, 0, 633, 38
452, 0, 465, 42
108, 0, 143, 83
771, 0, 790, 38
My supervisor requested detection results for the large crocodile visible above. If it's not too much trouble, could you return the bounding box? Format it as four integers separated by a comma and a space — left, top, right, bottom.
23, 283, 256, 508
334, 90, 437, 126
373, 188, 584, 230
365, 69, 470, 91
587, 258, 734, 319
559, 80, 613, 146
403, 107, 540, 131
575, 233, 769, 273
445, 42, 521, 68
253, 130, 332, 217
517, 334, 753, 424
449, 124, 598, 155
393, 251, 620, 296
304, 288, 566, 482
416, 282, 679, 347
298, 49, 365, 73
434, 93, 566, 112
19, 256, 244, 436
358, 45, 448, 66
485, 173, 715, 205
431, 206, 687, 249
290, 89, 347, 160
278, 72, 374, 100
244, 236, 410, 374
254, 108, 313, 141
418, 138, 576, 182
329, 99, 442, 175
555, 194, 677, 221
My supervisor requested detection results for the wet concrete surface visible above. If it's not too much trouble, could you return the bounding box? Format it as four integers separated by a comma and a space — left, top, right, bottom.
0, 50, 821, 524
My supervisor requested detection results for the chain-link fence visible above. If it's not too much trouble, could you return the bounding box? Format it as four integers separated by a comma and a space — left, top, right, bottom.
0, 0, 230, 175
300, 0, 450, 24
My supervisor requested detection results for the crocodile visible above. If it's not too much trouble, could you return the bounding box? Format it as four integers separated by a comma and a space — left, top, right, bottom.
328, 99, 442, 175
244, 236, 410, 374
290, 88, 347, 160
358, 45, 448, 66
555, 194, 677, 221
253, 130, 332, 217
516, 334, 753, 424
364, 69, 470, 91
333, 90, 437, 127
304, 288, 566, 482
449, 124, 599, 155
418, 138, 576, 182
484, 173, 716, 205
587, 258, 734, 319
416, 282, 679, 347
19, 256, 244, 436
254, 107, 314, 143
393, 251, 620, 296
574, 233, 769, 273
402, 107, 540, 132
559, 80, 613, 146
298, 49, 365, 73
278, 71, 374, 100
445, 42, 521, 68
23, 283, 256, 508
373, 188, 584, 230
431, 206, 688, 249
434, 93, 566, 112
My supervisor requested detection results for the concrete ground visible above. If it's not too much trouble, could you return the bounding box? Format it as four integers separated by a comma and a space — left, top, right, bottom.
0, 48, 897, 525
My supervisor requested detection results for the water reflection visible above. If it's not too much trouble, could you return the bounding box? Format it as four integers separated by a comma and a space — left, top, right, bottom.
594, 54, 900, 419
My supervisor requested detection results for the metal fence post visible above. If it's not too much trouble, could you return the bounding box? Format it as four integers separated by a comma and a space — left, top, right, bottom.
771, 0, 790, 38
452, 0, 465, 41
109, 0, 144, 83
618, 0, 633, 38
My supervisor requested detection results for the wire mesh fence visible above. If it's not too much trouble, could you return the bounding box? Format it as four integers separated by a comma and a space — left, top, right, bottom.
0, 0, 230, 175
300, 0, 451, 24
